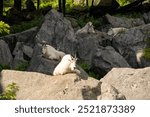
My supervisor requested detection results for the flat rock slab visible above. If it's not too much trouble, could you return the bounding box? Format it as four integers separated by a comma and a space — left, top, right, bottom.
101, 67, 150, 99
0, 70, 100, 100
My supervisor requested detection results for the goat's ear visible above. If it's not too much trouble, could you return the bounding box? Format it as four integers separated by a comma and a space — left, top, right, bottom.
74, 54, 78, 61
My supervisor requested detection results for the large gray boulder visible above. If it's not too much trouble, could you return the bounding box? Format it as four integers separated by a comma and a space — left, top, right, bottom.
0, 40, 13, 67
91, 46, 130, 76
76, 31, 112, 64
105, 14, 145, 28
12, 42, 32, 69
28, 44, 58, 75
0, 70, 125, 100
101, 67, 150, 99
98, 82, 126, 100
112, 24, 150, 67
0, 27, 38, 53
28, 9, 78, 74
35, 9, 77, 55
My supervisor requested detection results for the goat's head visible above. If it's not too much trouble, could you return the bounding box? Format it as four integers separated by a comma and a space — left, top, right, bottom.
41, 44, 47, 54
62, 54, 77, 71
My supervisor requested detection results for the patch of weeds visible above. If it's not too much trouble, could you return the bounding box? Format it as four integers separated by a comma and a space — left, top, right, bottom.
0, 82, 19, 100
80, 62, 100, 80
145, 38, 150, 46
143, 48, 150, 61
15, 62, 29, 71
0, 64, 10, 72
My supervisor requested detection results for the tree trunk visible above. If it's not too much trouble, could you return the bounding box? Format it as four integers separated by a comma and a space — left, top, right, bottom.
86, 0, 88, 7
58, 0, 62, 12
37, 0, 40, 10
62, 0, 66, 16
14, 0, 22, 11
0, 0, 3, 18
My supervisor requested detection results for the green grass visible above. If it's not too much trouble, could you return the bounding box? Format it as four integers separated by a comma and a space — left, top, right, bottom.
0, 82, 19, 100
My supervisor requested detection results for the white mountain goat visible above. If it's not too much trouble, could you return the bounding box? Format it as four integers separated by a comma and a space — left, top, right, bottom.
76, 22, 95, 34
53, 54, 78, 75
42, 44, 65, 60
107, 27, 128, 37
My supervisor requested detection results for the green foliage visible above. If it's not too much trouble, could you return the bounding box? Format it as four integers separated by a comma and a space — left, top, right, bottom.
40, 1, 58, 9
143, 48, 150, 61
80, 62, 99, 79
116, 0, 132, 6
10, 15, 44, 34
0, 82, 19, 100
0, 64, 10, 72
0, 21, 10, 37
15, 62, 29, 71
145, 38, 150, 46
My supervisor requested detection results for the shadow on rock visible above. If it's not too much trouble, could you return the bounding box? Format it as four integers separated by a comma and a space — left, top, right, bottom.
81, 82, 102, 100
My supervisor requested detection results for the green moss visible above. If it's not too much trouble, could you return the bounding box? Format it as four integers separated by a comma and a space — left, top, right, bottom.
15, 62, 29, 71
0, 82, 19, 100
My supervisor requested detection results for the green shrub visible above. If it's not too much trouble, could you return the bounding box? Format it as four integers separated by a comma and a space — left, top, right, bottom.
80, 62, 99, 79
15, 62, 29, 71
143, 48, 150, 61
0, 21, 10, 37
116, 0, 132, 6
0, 82, 19, 100
0, 64, 10, 72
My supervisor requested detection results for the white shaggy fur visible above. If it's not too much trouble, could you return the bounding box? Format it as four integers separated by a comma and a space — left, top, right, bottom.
53, 54, 77, 75
136, 49, 144, 65
42, 44, 65, 60
76, 22, 95, 34
107, 27, 128, 37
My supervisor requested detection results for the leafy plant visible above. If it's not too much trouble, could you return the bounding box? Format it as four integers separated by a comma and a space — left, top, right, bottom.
0, 21, 10, 37
116, 0, 132, 6
0, 82, 19, 100
143, 48, 150, 61
0, 64, 10, 72
80, 62, 99, 79
15, 62, 29, 71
